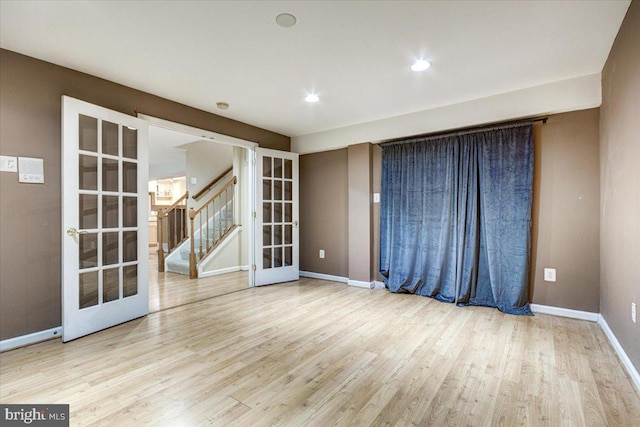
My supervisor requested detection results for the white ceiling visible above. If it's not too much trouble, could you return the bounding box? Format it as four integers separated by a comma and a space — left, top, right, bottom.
0, 1, 630, 139
148, 126, 200, 179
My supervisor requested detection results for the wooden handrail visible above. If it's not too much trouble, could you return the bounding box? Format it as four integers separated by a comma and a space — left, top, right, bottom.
192, 176, 237, 216
165, 191, 189, 212
192, 166, 233, 201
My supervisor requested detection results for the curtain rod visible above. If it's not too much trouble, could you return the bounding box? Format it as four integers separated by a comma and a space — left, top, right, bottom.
380, 116, 548, 145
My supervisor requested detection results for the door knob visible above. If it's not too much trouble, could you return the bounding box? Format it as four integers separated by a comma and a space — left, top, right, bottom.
67, 227, 88, 237
293, 221, 299, 228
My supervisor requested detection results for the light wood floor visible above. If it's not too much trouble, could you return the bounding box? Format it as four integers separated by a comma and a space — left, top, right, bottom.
1, 279, 639, 426
148, 250, 249, 312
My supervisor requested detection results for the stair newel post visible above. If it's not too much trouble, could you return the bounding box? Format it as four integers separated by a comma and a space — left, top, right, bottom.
157, 208, 165, 272
189, 207, 197, 279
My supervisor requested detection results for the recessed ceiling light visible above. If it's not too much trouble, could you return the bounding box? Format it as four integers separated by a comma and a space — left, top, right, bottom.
411, 59, 431, 72
216, 102, 229, 110
305, 93, 319, 103
276, 13, 297, 28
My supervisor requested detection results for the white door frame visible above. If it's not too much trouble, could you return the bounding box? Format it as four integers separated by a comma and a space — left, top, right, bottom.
137, 115, 259, 286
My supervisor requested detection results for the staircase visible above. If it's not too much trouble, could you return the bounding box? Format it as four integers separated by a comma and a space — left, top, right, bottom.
161, 174, 237, 278
165, 206, 234, 276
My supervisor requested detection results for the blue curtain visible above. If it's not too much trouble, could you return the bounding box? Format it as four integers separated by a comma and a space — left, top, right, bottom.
380, 122, 533, 315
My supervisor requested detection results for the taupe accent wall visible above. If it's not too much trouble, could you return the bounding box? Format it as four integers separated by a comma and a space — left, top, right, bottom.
0, 49, 289, 341
600, 0, 640, 372
347, 143, 373, 283
530, 110, 600, 312
300, 109, 601, 313
299, 149, 349, 277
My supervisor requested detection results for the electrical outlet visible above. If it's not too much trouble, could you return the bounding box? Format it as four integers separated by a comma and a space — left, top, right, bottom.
319, 249, 325, 259
632, 303, 637, 324
543, 268, 556, 282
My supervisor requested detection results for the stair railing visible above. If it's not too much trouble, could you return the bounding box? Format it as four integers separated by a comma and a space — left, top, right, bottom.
157, 191, 189, 272
188, 176, 237, 279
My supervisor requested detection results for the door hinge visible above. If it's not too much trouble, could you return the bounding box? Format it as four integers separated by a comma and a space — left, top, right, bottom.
252, 211, 256, 218
252, 264, 257, 271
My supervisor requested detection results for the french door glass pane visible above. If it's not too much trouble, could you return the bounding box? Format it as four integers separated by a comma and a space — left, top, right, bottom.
274, 203, 282, 223
284, 159, 292, 179
79, 271, 99, 309
123, 127, 137, 159
263, 225, 272, 246
123, 196, 137, 227
285, 203, 292, 222
274, 180, 282, 200
79, 194, 98, 229
103, 232, 119, 266
79, 233, 98, 269
103, 158, 118, 192
123, 231, 137, 263
123, 162, 137, 193
285, 246, 292, 266
102, 196, 119, 228
263, 156, 272, 177
263, 179, 272, 200
102, 120, 119, 156
123, 265, 138, 297
103, 268, 119, 303
263, 202, 272, 223
274, 247, 282, 268
285, 181, 292, 201
79, 155, 98, 191
274, 158, 282, 178
263, 248, 272, 269
79, 115, 98, 152
285, 225, 292, 245
274, 224, 282, 245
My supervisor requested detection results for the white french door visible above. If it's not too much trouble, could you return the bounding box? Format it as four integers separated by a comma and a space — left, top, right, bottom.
254, 148, 299, 286
62, 96, 149, 342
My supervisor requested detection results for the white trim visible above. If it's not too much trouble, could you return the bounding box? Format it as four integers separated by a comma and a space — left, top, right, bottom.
299, 271, 348, 283
374, 280, 386, 289
348, 279, 375, 289
530, 304, 599, 322
598, 314, 640, 393
240, 265, 250, 271
0, 327, 62, 352
198, 266, 242, 278
138, 114, 258, 149
196, 226, 242, 277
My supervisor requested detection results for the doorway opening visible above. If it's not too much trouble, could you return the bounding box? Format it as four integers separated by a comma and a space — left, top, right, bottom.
142, 116, 257, 312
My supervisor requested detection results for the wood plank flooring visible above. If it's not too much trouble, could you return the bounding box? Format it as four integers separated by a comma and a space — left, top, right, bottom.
1, 278, 639, 426
148, 251, 249, 312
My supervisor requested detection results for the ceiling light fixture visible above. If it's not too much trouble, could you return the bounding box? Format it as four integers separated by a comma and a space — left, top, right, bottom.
216, 102, 229, 110
276, 13, 297, 28
411, 59, 431, 72
305, 93, 319, 103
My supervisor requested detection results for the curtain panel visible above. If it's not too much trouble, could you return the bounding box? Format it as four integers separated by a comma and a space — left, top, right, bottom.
379, 122, 534, 315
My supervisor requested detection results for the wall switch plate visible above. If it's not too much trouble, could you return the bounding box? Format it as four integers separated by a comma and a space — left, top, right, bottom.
190, 177, 198, 185
319, 249, 325, 259
543, 268, 556, 282
0, 155, 18, 172
373, 193, 380, 203
632, 303, 637, 323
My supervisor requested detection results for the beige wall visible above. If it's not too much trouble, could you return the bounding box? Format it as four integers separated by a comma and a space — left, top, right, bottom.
0, 49, 289, 341
600, 1, 640, 372
299, 149, 349, 277
300, 110, 601, 313
348, 143, 373, 283
530, 109, 601, 312
185, 140, 234, 212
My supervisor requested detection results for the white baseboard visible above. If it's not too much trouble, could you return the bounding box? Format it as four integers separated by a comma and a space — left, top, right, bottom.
299, 271, 348, 283
0, 327, 62, 352
240, 265, 250, 271
374, 280, 386, 289
530, 304, 599, 322
598, 314, 640, 393
347, 279, 375, 289
198, 265, 243, 278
